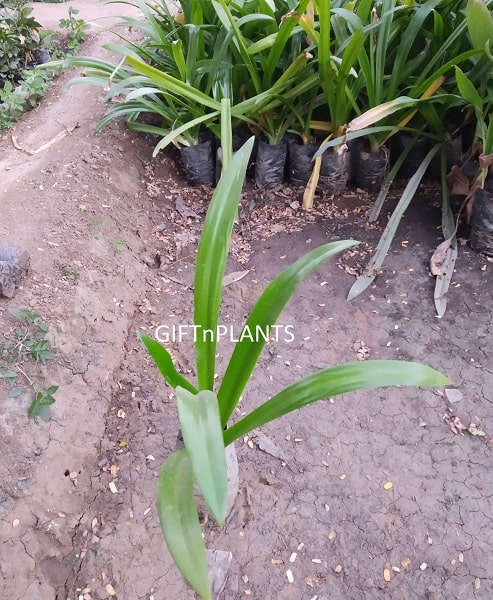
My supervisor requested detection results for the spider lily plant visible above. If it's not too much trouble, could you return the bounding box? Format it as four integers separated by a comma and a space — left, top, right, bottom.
139, 113, 450, 600
458, 0, 493, 186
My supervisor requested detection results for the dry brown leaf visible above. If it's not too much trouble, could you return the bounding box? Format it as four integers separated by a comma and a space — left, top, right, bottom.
442, 413, 468, 435
430, 237, 453, 276
446, 165, 471, 196
175, 194, 199, 219
478, 152, 493, 170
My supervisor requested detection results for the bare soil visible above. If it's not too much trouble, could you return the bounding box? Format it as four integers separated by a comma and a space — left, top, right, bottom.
1, 3, 493, 600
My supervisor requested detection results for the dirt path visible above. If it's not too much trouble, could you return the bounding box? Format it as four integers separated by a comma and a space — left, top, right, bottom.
1, 4, 493, 600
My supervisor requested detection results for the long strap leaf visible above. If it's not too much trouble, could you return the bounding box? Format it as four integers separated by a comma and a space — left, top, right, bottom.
434, 146, 458, 317
194, 137, 255, 390
139, 333, 197, 393
223, 360, 450, 445
176, 388, 228, 526
217, 240, 358, 425
347, 142, 443, 301
157, 450, 211, 600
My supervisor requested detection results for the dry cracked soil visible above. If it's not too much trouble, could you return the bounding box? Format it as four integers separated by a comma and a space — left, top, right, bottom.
1, 2, 493, 599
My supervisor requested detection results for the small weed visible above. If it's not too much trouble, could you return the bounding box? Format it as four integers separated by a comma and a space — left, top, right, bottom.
91, 218, 104, 231
61, 266, 79, 280
28, 385, 58, 421
114, 240, 126, 252
0, 307, 58, 420
58, 8, 88, 53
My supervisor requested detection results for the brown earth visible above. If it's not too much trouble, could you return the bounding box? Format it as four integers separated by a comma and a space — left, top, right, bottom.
1, 3, 493, 600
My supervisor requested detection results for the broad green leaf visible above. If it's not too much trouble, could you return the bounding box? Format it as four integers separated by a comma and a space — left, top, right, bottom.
223, 360, 451, 445
347, 142, 443, 300
194, 137, 254, 390
157, 450, 211, 600
454, 66, 483, 110
176, 388, 228, 525
0, 367, 17, 380
217, 240, 358, 425
138, 333, 197, 394
466, 0, 493, 50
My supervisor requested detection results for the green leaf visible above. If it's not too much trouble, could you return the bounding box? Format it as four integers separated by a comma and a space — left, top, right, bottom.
125, 55, 222, 111
454, 66, 483, 110
217, 240, 359, 426
138, 333, 197, 394
466, 0, 493, 50
0, 367, 17, 381
8, 387, 23, 398
194, 137, 254, 390
157, 450, 211, 600
28, 388, 57, 422
176, 388, 228, 525
223, 360, 451, 445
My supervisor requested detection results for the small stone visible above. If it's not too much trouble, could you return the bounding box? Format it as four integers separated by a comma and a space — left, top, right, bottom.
383, 568, 391, 582
420, 562, 427, 571
334, 564, 343, 573
445, 388, 463, 403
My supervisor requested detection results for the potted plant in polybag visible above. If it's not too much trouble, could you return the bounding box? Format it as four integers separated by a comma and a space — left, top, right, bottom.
289, 2, 364, 203
139, 115, 450, 599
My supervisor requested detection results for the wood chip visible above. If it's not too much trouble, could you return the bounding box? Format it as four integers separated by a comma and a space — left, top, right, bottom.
286, 569, 294, 583
109, 482, 118, 494
475, 577, 481, 589
289, 552, 297, 563
271, 559, 283, 565
401, 558, 411, 568
458, 553, 464, 563
328, 530, 336, 541
420, 562, 427, 571
383, 568, 391, 582
12, 519, 19, 528
105, 583, 116, 596
334, 564, 343, 573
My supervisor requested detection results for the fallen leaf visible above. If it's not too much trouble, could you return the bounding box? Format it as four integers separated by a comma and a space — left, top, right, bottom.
222, 270, 250, 287
430, 237, 454, 276
468, 424, 486, 437
446, 165, 470, 196
443, 413, 468, 435
175, 194, 199, 219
